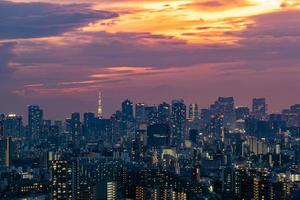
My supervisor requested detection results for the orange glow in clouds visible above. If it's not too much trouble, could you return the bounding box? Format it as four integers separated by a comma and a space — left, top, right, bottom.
81, 0, 291, 44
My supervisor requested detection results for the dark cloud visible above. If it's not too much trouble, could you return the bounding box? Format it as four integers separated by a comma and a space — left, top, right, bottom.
234, 10, 300, 38
0, 1, 117, 39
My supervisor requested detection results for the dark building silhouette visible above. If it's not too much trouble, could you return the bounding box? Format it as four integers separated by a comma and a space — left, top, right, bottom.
28, 105, 43, 139
252, 98, 267, 120
171, 99, 186, 146
147, 124, 171, 148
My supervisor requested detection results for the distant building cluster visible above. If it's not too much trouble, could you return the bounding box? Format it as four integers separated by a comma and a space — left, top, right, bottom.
1, 95, 300, 199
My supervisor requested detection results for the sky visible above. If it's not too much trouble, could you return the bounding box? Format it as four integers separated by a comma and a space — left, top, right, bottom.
0, 0, 300, 120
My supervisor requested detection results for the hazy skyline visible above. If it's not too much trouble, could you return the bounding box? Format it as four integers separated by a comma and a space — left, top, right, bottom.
1, 0, 300, 119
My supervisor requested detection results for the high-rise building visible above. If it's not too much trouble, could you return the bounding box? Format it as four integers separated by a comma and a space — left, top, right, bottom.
135, 103, 146, 124
51, 160, 73, 200
252, 98, 267, 120
42, 120, 51, 135
188, 104, 199, 122
54, 120, 63, 133
235, 106, 250, 120
0, 114, 4, 137
3, 114, 22, 137
210, 97, 235, 131
71, 112, 81, 137
234, 168, 255, 200
135, 186, 147, 200
97, 181, 117, 200
147, 124, 171, 148
98, 91, 103, 118
0, 138, 5, 167
253, 171, 273, 200
122, 100, 135, 138
28, 105, 43, 139
0, 137, 13, 168
145, 106, 158, 125
211, 97, 234, 115
122, 100, 134, 119
200, 109, 210, 131
171, 99, 186, 146
158, 102, 171, 124
5, 137, 13, 168
83, 112, 95, 138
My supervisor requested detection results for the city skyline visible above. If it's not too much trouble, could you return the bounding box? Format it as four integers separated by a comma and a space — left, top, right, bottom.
1, 1, 300, 199
0, 0, 300, 118
2, 93, 300, 121
2, 94, 299, 124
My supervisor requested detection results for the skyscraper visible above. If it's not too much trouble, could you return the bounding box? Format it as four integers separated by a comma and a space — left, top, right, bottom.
122, 100, 134, 138
98, 91, 103, 118
71, 112, 81, 138
28, 105, 43, 139
3, 114, 23, 137
51, 160, 73, 200
252, 98, 267, 120
188, 104, 199, 122
135, 103, 146, 125
0, 114, 4, 137
213, 97, 236, 131
171, 99, 186, 146
0, 137, 13, 168
97, 181, 117, 200
147, 124, 171, 148
158, 102, 171, 124
122, 99, 134, 120
145, 105, 158, 125
235, 106, 250, 120
83, 112, 95, 138
5, 137, 13, 168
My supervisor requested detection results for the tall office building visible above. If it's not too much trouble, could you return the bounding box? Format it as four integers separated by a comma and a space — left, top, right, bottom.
71, 113, 81, 138
3, 114, 22, 137
0, 114, 4, 137
51, 160, 73, 200
171, 99, 186, 146
0, 138, 5, 167
188, 104, 199, 122
97, 181, 117, 200
145, 106, 158, 125
5, 137, 13, 168
98, 91, 103, 118
209, 97, 235, 131
135, 186, 147, 200
211, 97, 234, 115
122, 100, 135, 138
122, 99, 134, 120
135, 103, 146, 124
147, 124, 171, 148
0, 137, 13, 168
28, 105, 43, 139
235, 106, 250, 120
83, 112, 95, 138
54, 120, 63, 133
252, 98, 267, 120
158, 102, 171, 124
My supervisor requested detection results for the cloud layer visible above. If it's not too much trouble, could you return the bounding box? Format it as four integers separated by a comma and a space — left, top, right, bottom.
0, 0, 299, 119
0, 1, 117, 39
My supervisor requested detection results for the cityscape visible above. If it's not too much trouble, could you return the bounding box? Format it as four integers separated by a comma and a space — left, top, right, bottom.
1, 94, 300, 199
1, 0, 300, 200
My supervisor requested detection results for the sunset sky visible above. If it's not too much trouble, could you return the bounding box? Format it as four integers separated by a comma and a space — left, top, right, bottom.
1, 0, 300, 119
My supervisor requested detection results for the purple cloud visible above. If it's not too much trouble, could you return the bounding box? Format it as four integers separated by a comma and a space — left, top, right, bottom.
1, 6, 300, 118
0, 1, 117, 39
